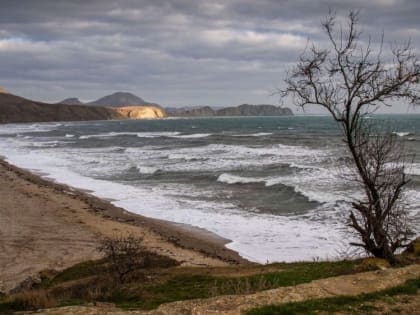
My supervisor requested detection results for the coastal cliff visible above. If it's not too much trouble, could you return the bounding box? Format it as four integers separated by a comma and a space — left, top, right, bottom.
114, 106, 166, 119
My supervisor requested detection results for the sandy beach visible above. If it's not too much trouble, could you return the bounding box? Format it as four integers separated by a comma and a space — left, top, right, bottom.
0, 158, 247, 293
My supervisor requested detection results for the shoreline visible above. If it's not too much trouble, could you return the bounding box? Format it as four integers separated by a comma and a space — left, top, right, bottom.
0, 158, 249, 293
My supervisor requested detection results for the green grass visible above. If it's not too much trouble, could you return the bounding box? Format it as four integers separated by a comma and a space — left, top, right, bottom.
247, 277, 420, 315
40, 260, 107, 287
0, 259, 369, 312
0, 300, 23, 315
106, 260, 357, 310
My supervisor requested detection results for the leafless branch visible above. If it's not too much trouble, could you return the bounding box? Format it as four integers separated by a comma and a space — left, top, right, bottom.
282, 10, 418, 263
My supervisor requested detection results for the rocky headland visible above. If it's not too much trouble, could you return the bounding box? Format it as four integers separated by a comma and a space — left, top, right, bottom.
114, 105, 166, 119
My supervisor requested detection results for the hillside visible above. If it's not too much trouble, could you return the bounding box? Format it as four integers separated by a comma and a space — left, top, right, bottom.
0, 93, 166, 123
217, 104, 293, 116
0, 93, 121, 123
58, 97, 83, 105
88, 92, 149, 107
166, 106, 216, 117
59, 92, 160, 108
167, 104, 293, 117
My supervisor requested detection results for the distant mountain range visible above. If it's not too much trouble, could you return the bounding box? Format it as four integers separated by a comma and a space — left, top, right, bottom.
59, 92, 159, 107
166, 104, 293, 117
0, 89, 293, 123
59, 92, 293, 117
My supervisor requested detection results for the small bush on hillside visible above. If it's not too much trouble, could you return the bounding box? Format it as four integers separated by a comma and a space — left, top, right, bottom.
98, 235, 147, 284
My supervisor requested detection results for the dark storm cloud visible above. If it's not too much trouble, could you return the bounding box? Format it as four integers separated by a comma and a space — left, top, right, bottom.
0, 0, 419, 109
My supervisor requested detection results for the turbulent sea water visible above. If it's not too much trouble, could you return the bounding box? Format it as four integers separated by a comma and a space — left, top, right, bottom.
0, 115, 419, 263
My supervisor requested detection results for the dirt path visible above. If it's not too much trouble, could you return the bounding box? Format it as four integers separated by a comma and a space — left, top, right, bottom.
334, 294, 420, 315
31, 264, 420, 315
0, 160, 243, 294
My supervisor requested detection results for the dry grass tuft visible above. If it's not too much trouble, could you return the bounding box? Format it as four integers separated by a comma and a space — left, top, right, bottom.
9, 289, 56, 310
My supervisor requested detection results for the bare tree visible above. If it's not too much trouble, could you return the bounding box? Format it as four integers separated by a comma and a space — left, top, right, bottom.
282, 10, 420, 263
98, 235, 146, 284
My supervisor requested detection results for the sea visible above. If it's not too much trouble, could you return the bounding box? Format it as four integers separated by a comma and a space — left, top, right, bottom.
0, 115, 419, 263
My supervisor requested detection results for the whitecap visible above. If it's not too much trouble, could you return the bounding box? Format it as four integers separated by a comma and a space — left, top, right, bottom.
31, 140, 63, 148
170, 133, 212, 139
136, 166, 161, 175
232, 132, 273, 137
168, 153, 208, 161
80, 132, 139, 139
392, 131, 412, 137
217, 173, 266, 184
136, 132, 181, 138
0, 133, 418, 264
406, 163, 420, 176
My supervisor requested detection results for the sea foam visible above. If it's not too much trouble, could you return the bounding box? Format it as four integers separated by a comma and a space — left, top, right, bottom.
1, 119, 419, 264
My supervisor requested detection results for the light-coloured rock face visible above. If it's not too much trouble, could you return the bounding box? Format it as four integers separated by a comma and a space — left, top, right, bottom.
0, 87, 9, 94
114, 106, 167, 119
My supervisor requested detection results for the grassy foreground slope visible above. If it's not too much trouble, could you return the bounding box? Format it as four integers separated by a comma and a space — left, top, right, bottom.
0, 259, 357, 313
247, 277, 420, 315
1, 254, 419, 314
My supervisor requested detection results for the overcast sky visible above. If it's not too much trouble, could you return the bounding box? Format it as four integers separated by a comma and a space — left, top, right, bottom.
0, 0, 419, 112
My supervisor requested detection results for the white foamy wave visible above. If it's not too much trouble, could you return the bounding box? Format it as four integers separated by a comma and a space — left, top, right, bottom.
405, 189, 420, 207
1, 129, 419, 263
0, 123, 60, 135
403, 190, 420, 228
79, 131, 182, 139
232, 132, 273, 137
170, 133, 212, 139
265, 166, 359, 204
65, 134, 75, 138
218, 173, 266, 184
30, 140, 64, 148
80, 146, 126, 153
392, 131, 413, 137
288, 162, 321, 171
136, 132, 181, 138
217, 170, 347, 204
168, 153, 208, 161
124, 143, 332, 174
407, 163, 420, 176
79, 132, 139, 139
203, 143, 328, 159
136, 166, 160, 175
0, 140, 349, 263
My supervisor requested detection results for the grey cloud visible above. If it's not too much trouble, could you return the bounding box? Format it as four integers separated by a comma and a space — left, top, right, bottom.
0, 0, 419, 110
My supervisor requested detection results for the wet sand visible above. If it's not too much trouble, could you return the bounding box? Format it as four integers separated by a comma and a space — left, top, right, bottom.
0, 159, 248, 293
